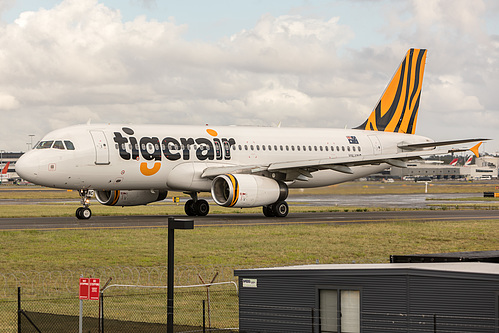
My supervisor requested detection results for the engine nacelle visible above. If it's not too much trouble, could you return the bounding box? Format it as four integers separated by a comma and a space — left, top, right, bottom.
211, 174, 288, 208
95, 190, 168, 206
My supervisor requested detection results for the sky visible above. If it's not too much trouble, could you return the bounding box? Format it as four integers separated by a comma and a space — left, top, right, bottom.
1, 0, 499, 153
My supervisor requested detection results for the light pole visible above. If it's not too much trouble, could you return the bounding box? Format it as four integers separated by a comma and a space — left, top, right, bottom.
29, 135, 35, 150
167, 217, 194, 333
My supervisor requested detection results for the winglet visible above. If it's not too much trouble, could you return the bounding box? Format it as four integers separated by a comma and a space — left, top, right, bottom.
355, 49, 427, 134
469, 142, 482, 158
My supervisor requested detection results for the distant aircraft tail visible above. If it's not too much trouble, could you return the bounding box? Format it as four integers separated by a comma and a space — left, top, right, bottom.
355, 48, 427, 134
449, 158, 458, 166
1, 162, 9, 174
464, 156, 473, 166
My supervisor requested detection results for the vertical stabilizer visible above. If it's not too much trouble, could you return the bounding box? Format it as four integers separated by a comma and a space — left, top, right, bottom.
355, 48, 427, 134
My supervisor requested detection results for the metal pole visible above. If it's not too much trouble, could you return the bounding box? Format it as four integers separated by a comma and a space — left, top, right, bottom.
101, 292, 104, 333
79, 299, 83, 333
167, 217, 175, 333
203, 300, 206, 333
18, 287, 21, 333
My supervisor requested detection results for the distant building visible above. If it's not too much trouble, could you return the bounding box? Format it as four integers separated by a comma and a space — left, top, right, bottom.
390, 156, 498, 180
0, 152, 24, 182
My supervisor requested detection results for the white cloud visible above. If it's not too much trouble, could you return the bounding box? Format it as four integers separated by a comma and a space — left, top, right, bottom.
0, 0, 499, 152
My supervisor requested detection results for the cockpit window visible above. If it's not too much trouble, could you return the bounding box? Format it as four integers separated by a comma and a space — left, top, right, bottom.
35, 140, 75, 150
64, 141, 75, 150
36, 141, 54, 149
53, 141, 65, 149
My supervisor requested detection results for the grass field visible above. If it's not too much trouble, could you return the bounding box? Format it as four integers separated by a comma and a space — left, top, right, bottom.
0, 181, 497, 273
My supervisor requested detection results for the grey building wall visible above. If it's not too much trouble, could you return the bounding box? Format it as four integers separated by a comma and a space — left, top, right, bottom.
235, 263, 499, 332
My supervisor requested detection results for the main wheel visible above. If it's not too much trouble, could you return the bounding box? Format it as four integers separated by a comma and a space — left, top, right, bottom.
184, 199, 196, 216
194, 199, 210, 216
272, 201, 289, 217
262, 205, 275, 217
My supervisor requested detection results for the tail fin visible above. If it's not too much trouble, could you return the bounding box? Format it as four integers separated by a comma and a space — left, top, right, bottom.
355, 48, 427, 134
1, 162, 10, 174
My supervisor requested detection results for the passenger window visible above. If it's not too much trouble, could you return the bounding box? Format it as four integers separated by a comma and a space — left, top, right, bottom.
314, 146, 318, 151
352, 146, 356, 152
250, 145, 254, 150
280, 145, 283, 151
320, 146, 323, 151
325, 146, 329, 151
297, 146, 300, 151
358, 146, 362, 152
256, 145, 260, 151
262, 145, 266, 151
308, 146, 312, 151
274, 145, 277, 151
342, 146, 345, 151
64, 141, 75, 150
303, 146, 306, 151
291, 146, 295, 151
347, 146, 351, 151
268, 145, 272, 151
336, 146, 340, 151
286, 145, 289, 151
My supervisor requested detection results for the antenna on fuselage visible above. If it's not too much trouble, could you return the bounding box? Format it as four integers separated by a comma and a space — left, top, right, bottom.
86, 119, 92, 125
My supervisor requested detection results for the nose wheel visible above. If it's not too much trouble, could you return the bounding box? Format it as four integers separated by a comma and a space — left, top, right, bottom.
76, 189, 94, 220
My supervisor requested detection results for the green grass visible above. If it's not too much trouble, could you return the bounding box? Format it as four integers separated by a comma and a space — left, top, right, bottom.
0, 220, 496, 273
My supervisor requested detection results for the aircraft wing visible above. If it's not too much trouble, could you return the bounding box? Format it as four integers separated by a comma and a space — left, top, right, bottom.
398, 138, 489, 150
201, 150, 439, 179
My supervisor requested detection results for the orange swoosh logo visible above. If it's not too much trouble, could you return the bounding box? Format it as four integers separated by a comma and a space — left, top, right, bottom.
140, 162, 161, 176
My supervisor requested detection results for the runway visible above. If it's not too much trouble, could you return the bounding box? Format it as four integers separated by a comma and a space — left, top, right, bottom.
1, 209, 499, 231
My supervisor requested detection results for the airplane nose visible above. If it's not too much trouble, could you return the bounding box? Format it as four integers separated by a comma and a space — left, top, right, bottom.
15, 153, 39, 182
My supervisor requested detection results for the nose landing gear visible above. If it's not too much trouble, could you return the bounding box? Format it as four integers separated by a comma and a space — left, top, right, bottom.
76, 189, 94, 220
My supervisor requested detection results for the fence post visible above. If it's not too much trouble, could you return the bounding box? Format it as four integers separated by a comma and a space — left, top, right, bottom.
100, 292, 104, 333
17, 287, 21, 333
203, 300, 206, 333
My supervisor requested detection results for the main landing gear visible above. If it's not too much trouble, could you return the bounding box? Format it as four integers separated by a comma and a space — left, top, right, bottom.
184, 192, 210, 217
76, 189, 93, 220
262, 201, 289, 218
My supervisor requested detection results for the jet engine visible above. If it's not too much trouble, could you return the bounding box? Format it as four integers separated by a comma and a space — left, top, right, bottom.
211, 174, 288, 208
95, 190, 168, 206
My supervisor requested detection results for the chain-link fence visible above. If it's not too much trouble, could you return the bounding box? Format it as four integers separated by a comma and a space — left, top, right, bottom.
16, 282, 238, 333
0, 266, 241, 332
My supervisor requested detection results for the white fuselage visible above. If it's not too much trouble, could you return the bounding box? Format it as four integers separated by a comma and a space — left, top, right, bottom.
16, 124, 432, 192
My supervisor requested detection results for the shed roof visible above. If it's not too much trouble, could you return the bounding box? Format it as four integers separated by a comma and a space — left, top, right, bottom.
235, 262, 499, 278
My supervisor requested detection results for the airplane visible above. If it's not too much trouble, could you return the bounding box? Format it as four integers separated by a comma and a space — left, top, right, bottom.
1, 162, 10, 183
15, 49, 488, 219
449, 158, 458, 166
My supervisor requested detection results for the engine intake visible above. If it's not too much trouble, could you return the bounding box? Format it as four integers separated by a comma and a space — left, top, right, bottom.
95, 190, 168, 206
211, 174, 288, 208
